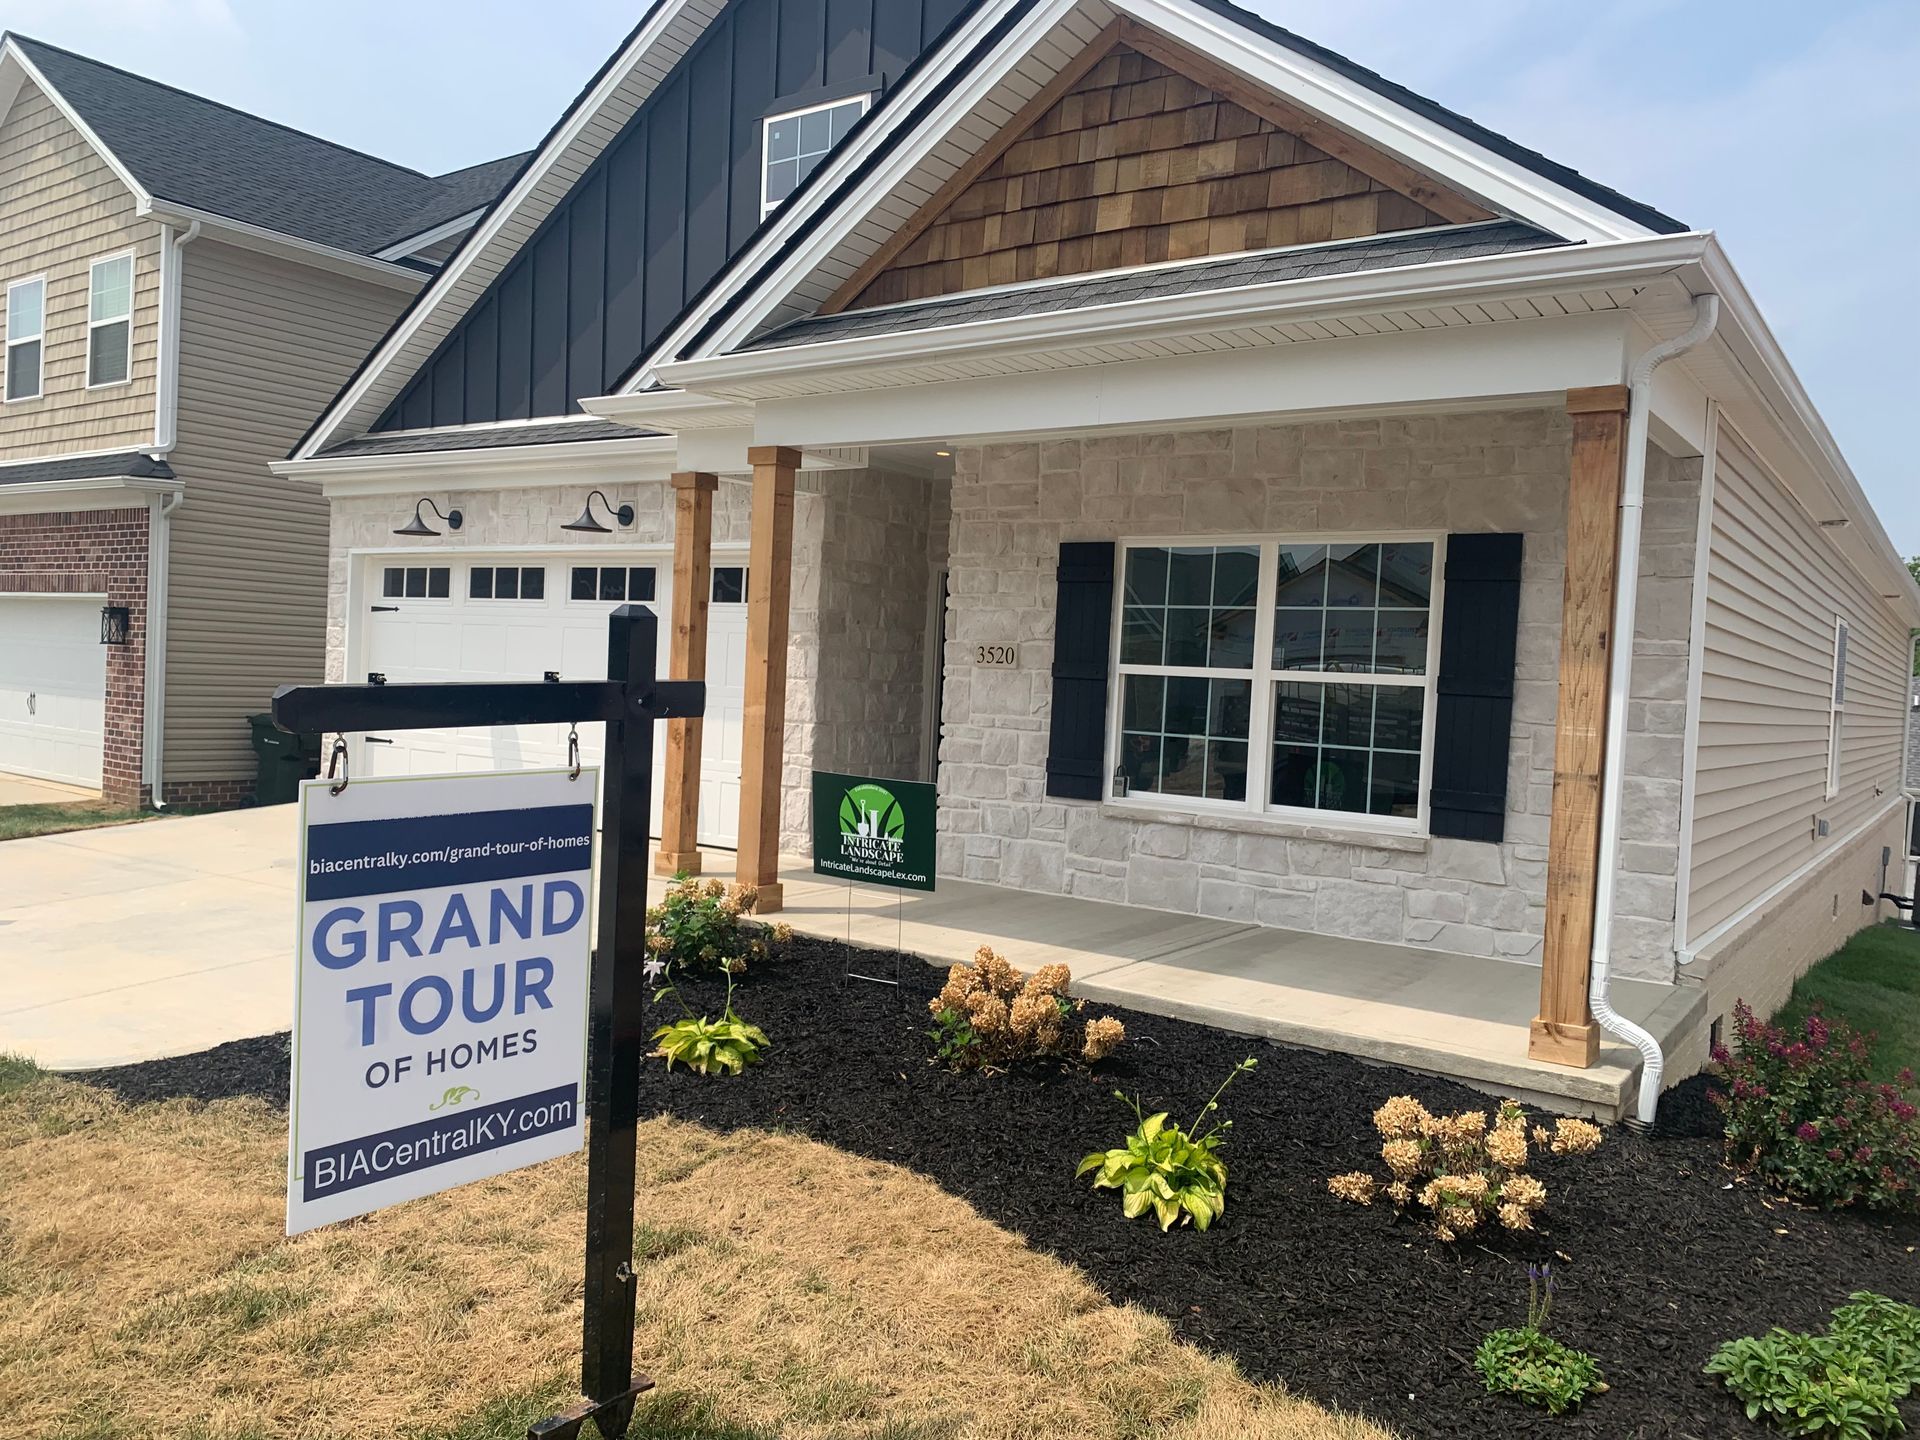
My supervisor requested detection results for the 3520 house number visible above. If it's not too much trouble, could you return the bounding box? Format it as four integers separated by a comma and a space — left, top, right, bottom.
974, 644, 1018, 669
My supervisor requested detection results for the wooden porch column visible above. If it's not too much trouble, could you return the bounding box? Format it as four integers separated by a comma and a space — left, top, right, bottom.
654, 470, 717, 877
1531, 384, 1630, 1067
736, 446, 799, 913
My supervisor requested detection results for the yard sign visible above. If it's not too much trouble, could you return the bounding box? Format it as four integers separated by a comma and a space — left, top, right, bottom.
810, 770, 936, 892
287, 768, 595, 1235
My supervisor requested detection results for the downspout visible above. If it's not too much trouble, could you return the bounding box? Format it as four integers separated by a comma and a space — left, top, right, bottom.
145, 220, 199, 807
1592, 293, 1720, 1126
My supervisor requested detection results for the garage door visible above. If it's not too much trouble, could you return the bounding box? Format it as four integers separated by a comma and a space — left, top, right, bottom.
353, 553, 747, 848
0, 595, 107, 789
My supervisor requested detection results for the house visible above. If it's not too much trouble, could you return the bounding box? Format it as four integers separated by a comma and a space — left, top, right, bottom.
0, 35, 522, 805
283, 0, 1920, 1115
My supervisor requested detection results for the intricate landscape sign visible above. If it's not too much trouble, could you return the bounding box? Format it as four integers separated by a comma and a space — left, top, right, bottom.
287, 768, 594, 1234
810, 770, 936, 892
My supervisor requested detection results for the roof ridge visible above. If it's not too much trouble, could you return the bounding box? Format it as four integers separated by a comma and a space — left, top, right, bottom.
4, 32, 436, 184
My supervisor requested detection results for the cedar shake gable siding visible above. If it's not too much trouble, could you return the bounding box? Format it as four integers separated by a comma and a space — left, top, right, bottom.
847, 45, 1469, 311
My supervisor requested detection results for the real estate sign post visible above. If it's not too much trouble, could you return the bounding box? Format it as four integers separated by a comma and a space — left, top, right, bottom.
271, 604, 702, 1440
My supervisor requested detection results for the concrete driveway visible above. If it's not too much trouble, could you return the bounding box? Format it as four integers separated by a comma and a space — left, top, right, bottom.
0, 806, 298, 1068
0, 773, 99, 806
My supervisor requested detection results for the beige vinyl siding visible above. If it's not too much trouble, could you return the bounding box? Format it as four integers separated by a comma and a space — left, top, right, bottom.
1685, 427, 1909, 942
162, 238, 410, 781
0, 79, 159, 456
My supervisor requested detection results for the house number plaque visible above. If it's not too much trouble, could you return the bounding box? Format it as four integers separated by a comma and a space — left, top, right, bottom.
973, 644, 1018, 669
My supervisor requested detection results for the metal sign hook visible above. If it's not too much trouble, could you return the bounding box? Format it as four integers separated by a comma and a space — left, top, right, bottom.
567, 724, 581, 781
326, 735, 350, 795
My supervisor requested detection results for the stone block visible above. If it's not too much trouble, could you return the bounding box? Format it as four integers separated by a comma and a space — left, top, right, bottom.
1127, 855, 1199, 912
1430, 839, 1506, 884
1313, 879, 1404, 942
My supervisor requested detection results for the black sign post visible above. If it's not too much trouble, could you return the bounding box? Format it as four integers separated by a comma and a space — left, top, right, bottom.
272, 605, 701, 1440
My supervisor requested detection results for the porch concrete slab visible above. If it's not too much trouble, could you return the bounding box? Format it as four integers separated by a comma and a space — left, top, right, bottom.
0, 773, 98, 806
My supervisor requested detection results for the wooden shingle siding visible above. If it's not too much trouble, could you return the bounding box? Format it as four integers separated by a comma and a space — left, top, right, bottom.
0, 80, 159, 458
846, 45, 1460, 310
1686, 429, 1910, 942
163, 239, 408, 781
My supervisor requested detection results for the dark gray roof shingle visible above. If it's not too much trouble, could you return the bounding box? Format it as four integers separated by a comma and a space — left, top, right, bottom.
0, 451, 175, 486
316, 420, 658, 460
746, 222, 1568, 351
8, 35, 520, 257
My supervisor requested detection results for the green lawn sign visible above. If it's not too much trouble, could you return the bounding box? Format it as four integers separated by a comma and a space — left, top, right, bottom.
810, 770, 936, 892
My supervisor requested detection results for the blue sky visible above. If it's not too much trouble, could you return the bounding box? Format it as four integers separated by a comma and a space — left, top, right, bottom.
11, 0, 1915, 556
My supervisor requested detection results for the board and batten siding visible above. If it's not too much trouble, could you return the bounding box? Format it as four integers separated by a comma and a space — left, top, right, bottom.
1685, 427, 1910, 943
163, 238, 411, 782
0, 79, 160, 458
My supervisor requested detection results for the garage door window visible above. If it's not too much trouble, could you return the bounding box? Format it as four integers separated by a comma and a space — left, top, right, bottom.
570, 566, 656, 603
382, 565, 450, 600
470, 565, 546, 600
712, 567, 748, 604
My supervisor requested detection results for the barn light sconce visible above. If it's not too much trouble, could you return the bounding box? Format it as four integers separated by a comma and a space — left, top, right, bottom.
561, 490, 635, 534
99, 605, 131, 645
393, 498, 463, 537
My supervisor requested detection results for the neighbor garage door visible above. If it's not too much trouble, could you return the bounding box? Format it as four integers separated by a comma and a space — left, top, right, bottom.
0, 595, 107, 788
353, 553, 748, 848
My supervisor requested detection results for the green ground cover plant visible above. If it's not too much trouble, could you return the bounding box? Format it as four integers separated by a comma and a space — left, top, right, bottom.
1078, 1058, 1255, 1232
649, 971, 770, 1076
1705, 1292, 1920, 1437
1473, 1263, 1606, 1416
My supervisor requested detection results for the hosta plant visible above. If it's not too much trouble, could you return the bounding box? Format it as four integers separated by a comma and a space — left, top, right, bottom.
928, 946, 1125, 1072
1474, 1263, 1607, 1415
646, 875, 793, 977
1077, 1057, 1255, 1232
1705, 1293, 1920, 1438
649, 970, 769, 1076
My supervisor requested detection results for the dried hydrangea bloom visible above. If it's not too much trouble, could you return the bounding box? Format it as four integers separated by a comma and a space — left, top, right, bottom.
964, 990, 1010, 1035
971, 946, 1022, 999
1485, 1125, 1529, 1170
1373, 1095, 1429, 1141
1081, 1015, 1125, 1062
1008, 988, 1065, 1051
1028, 963, 1071, 997
1328, 1172, 1377, 1205
1381, 1139, 1425, 1180
1384, 1180, 1412, 1207
1551, 1118, 1604, 1156
1532, 1124, 1552, 1147
1497, 1202, 1534, 1233
1503, 1174, 1548, 1211
701, 878, 725, 900
771, 923, 794, 944
1442, 1204, 1480, 1235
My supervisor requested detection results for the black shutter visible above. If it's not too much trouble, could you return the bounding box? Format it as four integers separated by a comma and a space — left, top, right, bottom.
1045, 541, 1117, 801
1429, 533, 1524, 843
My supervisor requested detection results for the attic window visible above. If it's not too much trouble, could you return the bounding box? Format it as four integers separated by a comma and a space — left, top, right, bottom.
762, 95, 868, 218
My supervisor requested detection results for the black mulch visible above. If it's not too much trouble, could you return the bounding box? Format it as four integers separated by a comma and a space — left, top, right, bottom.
74, 938, 1920, 1440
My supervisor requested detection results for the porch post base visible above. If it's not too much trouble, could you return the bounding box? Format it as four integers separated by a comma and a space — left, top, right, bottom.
1528, 1017, 1600, 1068
748, 882, 784, 914
653, 850, 702, 878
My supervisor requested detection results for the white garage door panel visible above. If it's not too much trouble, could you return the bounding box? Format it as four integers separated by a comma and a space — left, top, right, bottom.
355, 556, 747, 849
0, 596, 107, 788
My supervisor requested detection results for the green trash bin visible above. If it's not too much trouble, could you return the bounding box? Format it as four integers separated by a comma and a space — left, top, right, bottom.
248, 713, 320, 805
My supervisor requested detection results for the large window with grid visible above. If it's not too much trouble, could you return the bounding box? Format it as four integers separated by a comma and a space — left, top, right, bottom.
1112, 537, 1442, 832
762, 95, 868, 217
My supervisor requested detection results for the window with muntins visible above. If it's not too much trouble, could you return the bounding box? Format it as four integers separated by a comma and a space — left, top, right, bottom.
382, 565, 451, 600
5, 277, 45, 401
569, 566, 656, 603
469, 565, 546, 600
1113, 539, 1440, 830
87, 254, 133, 388
762, 96, 868, 217
1827, 616, 1849, 800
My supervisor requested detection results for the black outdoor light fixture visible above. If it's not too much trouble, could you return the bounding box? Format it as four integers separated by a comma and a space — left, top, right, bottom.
561, 489, 635, 534
99, 605, 131, 645
392, 498, 463, 537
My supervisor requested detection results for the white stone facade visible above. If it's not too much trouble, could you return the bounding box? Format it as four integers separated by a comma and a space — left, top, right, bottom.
935, 410, 1700, 983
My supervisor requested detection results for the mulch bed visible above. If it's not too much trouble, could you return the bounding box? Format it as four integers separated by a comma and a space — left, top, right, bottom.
75, 937, 1919, 1440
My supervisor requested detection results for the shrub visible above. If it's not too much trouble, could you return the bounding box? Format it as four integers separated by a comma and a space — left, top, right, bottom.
1327, 1095, 1601, 1241
1705, 1292, 1920, 1438
1077, 1058, 1255, 1232
928, 946, 1125, 1071
646, 876, 792, 977
1711, 1001, 1920, 1214
1474, 1263, 1607, 1416
649, 971, 769, 1076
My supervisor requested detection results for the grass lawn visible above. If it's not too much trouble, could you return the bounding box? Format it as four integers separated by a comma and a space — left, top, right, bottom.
1776, 922, 1920, 1083
0, 798, 191, 842
0, 1072, 1384, 1440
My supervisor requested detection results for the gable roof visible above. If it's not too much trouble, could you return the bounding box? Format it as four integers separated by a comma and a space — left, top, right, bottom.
4, 35, 520, 258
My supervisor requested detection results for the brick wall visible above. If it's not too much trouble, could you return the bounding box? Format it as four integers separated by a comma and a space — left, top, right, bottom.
0, 507, 148, 804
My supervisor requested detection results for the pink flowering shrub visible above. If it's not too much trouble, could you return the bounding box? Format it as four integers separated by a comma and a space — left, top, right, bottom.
1711, 1001, 1920, 1214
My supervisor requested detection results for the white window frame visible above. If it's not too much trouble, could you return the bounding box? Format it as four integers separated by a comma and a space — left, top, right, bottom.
1105, 533, 1446, 838
760, 93, 871, 219
85, 250, 136, 390
4, 274, 47, 403
1826, 614, 1848, 801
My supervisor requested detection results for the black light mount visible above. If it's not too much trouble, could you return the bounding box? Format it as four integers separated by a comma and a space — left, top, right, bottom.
561, 490, 636, 534
393, 498, 463, 537
99, 604, 131, 645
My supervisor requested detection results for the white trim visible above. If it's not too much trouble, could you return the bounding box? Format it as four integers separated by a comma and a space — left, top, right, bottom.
1826, 613, 1849, 802
1672, 398, 1718, 955
143, 487, 181, 803
2, 43, 153, 209
373, 207, 488, 262
760, 93, 872, 220
83, 248, 137, 391
1678, 793, 1906, 966
152, 221, 201, 453
276, 433, 679, 493
4, 272, 48, 403
0, 474, 182, 517
141, 203, 427, 289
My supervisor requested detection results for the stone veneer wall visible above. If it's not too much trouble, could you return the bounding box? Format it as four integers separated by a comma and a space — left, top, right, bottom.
938, 410, 1700, 982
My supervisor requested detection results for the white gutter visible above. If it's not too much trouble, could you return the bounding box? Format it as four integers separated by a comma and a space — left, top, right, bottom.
1670, 398, 1720, 957
1592, 293, 1720, 1127
143, 220, 197, 809
152, 220, 200, 456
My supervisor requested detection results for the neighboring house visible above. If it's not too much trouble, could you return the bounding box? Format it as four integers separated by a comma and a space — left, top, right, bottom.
284, 0, 1920, 1105
0, 35, 522, 805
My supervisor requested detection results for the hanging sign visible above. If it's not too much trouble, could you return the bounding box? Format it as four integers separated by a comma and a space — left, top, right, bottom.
810, 770, 937, 892
287, 768, 596, 1235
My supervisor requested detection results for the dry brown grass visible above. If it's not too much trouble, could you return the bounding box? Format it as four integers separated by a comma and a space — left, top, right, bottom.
0, 1076, 1392, 1440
